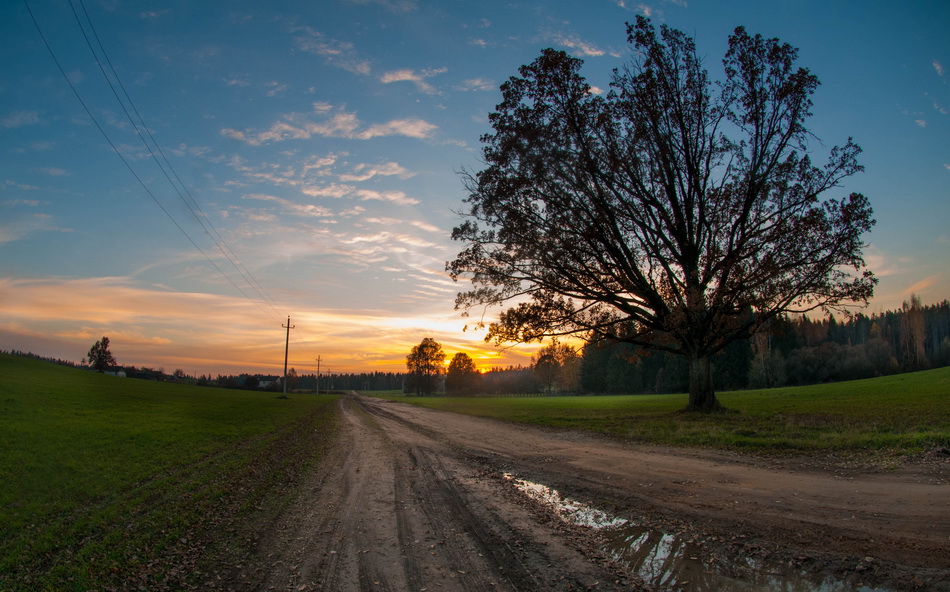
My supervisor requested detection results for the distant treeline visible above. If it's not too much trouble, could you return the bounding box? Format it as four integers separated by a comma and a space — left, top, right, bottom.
0, 350, 82, 368
6, 298, 948, 395
580, 297, 950, 394
208, 370, 405, 393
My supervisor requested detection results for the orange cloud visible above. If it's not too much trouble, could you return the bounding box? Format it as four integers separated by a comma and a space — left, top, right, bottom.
0, 276, 533, 375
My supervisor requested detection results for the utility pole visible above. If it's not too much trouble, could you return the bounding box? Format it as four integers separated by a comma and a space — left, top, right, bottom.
282, 316, 295, 395
315, 355, 321, 394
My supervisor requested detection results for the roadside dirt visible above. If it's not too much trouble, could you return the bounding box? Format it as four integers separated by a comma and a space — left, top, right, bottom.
212, 394, 950, 591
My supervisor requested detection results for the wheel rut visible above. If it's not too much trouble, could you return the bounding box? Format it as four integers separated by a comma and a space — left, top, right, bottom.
221, 394, 628, 591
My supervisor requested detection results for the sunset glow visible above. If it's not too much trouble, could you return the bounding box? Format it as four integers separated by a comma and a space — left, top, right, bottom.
2, 1, 947, 375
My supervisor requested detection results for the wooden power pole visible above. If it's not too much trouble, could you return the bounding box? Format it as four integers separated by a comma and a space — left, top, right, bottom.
315, 355, 321, 394
282, 316, 295, 395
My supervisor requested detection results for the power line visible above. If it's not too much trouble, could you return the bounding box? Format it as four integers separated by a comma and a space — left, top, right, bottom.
24, 0, 289, 322
66, 0, 288, 321
23, 1, 242, 294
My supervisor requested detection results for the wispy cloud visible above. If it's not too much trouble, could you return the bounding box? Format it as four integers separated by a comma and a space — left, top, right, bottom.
0, 214, 55, 244
1, 111, 41, 129
456, 78, 495, 92
863, 246, 907, 278
294, 27, 371, 75
221, 103, 437, 145
339, 162, 414, 182
904, 274, 942, 298
243, 193, 334, 218
346, 0, 418, 13
551, 33, 607, 57
227, 153, 417, 206
934, 60, 945, 77
33, 167, 69, 177
409, 220, 441, 233
264, 81, 288, 97
354, 189, 419, 206
139, 9, 171, 20
363, 217, 440, 233
635, 3, 674, 19
301, 184, 354, 198
359, 118, 437, 139
379, 68, 447, 95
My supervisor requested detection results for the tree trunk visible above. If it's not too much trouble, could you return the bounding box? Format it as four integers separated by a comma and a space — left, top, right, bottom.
685, 353, 723, 412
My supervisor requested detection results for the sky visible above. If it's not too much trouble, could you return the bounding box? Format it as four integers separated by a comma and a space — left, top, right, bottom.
1, 0, 948, 376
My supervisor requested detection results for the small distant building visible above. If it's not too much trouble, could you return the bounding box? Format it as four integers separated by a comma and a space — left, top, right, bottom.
257, 375, 280, 389
103, 366, 127, 378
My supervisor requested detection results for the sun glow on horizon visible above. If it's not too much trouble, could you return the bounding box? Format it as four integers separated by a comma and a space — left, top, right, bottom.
0, 275, 537, 375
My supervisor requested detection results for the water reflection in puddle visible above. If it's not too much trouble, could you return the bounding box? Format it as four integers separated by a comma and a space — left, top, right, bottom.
503, 473, 893, 592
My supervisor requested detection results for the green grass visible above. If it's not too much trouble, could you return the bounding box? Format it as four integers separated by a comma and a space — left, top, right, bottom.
371, 367, 950, 455
0, 353, 339, 591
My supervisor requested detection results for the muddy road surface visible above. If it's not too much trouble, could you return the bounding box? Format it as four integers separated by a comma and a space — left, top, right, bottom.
220, 394, 949, 591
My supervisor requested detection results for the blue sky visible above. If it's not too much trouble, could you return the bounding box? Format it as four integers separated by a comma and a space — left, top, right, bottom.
1, 0, 947, 375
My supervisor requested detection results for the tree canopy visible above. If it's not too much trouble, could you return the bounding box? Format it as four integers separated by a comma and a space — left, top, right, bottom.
86, 336, 116, 373
445, 352, 481, 395
405, 337, 445, 396
532, 341, 581, 395
448, 17, 876, 411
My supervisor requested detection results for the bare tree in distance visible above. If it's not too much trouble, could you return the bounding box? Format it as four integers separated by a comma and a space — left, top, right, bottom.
448, 17, 876, 411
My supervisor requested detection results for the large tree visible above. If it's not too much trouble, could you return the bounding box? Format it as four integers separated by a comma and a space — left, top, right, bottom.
406, 337, 446, 396
447, 18, 876, 411
86, 336, 117, 373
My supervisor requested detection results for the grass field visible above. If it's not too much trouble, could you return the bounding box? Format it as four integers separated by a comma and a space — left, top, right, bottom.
371, 366, 950, 455
4, 357, 946, 589
0, 353, 340, 591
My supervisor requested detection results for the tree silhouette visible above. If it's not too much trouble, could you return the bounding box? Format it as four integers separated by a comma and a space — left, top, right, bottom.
446, 352, 481, 395
448, 17, 876, 411
87, 336, 117, 373
532, 341, 580, 394
406, 337, 445, 396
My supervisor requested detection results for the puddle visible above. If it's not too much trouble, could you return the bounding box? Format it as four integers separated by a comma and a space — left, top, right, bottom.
503, 474, 895, 592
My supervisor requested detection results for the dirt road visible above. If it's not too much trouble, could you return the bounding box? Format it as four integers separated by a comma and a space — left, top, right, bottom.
219, 394, 949, 591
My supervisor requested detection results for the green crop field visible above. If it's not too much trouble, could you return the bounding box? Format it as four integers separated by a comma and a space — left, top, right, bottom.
0, 353, 340, 591
373, 367, 950, 455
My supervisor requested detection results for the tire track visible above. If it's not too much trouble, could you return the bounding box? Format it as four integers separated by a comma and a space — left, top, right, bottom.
220, 395, 634, 591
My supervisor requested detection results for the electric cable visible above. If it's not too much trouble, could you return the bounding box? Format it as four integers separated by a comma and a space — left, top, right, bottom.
23, 0, 279, 321
68, 0, 288, 321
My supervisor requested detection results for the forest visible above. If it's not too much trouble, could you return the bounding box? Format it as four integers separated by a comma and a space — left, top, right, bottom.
577, 297, 950, 395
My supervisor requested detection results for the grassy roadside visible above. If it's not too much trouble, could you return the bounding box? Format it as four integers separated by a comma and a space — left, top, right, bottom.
0, 354, 340, 591
369, 367, 950, 456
